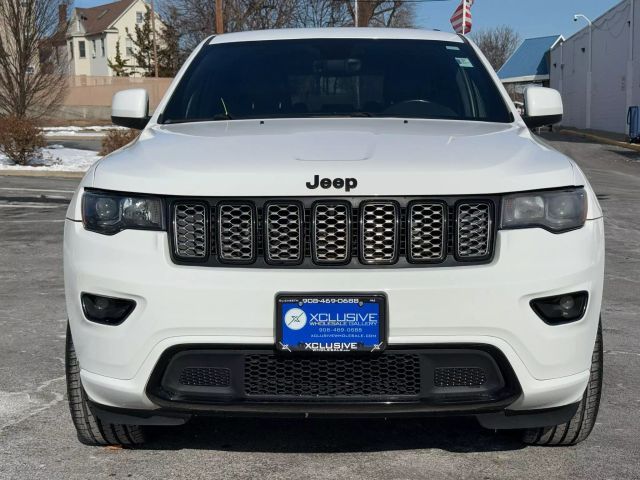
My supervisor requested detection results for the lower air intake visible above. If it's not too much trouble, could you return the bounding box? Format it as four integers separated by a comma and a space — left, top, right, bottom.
433, 367, 487, 387
178, 367, 231, 387
244, 353, 421, 398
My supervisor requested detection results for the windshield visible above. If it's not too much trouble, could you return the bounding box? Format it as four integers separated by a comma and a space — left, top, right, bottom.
161, 38, 513, 124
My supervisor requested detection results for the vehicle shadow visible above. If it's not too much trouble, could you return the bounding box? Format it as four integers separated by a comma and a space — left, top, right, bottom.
142, 416, 526, 453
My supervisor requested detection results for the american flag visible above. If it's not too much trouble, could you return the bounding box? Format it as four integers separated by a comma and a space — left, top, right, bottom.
450, 0, 474, 35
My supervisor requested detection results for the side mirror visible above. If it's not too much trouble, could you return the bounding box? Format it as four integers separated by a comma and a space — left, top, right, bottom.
111, 89, 150, 130
523, 86, 563, 129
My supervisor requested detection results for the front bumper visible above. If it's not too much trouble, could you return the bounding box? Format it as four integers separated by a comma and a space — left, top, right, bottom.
64, 217, 604, 413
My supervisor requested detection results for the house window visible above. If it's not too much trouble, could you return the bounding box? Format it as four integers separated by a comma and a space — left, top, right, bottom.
78, 40, 86, 58
69, 41, 74, 59
92, 39, 96, 58
101, 39, 105, 57
136, 11, 144, 24
126, 38, 134, 58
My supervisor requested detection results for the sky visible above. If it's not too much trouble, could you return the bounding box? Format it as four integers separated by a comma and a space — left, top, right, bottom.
75, 0, 623, 40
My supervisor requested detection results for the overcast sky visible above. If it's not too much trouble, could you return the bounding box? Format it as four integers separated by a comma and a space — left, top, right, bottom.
75, 0, 623, 40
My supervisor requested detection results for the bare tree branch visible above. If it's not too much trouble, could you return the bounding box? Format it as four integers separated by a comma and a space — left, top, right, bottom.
158, 0, 416, 57
0, 0, 69, 118
471, 25, 521, 71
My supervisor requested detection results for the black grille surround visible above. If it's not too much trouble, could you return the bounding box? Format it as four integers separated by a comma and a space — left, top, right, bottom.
147, 345, 521, 409
168, 196, 498, 269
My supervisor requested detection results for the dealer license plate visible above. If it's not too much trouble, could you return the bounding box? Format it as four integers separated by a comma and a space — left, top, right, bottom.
275, 294, 386, 353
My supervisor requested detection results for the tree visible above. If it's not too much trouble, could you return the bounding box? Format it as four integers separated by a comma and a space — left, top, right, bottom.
159, 0, 415, 56
350, 0, 414, 27
0, 0, 69, 118
108, 39, 130, 77
157, 6, 184, 76
126, 6, 156, 76
471, 25, 521, 71
293, 0, 351, 27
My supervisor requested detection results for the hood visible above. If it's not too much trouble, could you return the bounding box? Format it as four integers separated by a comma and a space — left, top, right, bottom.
92, 118, 576, 196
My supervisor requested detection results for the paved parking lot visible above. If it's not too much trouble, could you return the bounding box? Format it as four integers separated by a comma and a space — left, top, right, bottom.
1, 133, 639, 479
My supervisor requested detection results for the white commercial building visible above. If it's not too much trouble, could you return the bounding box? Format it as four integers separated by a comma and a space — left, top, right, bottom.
550, 0, 639, 134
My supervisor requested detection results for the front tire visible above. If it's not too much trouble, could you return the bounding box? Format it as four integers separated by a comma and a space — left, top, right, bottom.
522, 320, 603, 446
65, 325, 146, 446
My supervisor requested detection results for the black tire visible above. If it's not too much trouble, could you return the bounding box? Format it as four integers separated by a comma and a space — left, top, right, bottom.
522, 320, 603, 446
65, 325, 146, 446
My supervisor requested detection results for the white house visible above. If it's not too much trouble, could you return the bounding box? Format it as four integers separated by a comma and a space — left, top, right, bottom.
67, 0, 161, 77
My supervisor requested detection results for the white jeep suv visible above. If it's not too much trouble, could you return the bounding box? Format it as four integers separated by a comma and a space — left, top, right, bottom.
64, 28, 604, 447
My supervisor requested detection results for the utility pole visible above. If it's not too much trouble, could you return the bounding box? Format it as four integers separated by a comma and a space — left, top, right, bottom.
355, 0, 359, 27
150, 0, 159, 77
216, 0, 224, 34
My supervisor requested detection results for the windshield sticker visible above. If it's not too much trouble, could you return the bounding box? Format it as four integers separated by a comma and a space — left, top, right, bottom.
446, 45, 461, 51
455, 57, 474, 68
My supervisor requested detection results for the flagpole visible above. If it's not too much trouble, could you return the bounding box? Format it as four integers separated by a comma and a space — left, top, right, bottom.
462, 0, 466, 35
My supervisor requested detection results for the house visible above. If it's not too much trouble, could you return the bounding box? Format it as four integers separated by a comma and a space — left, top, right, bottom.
497, 35, 564, 102
66, 0, 161, 77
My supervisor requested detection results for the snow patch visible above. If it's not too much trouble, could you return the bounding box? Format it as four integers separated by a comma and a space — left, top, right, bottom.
0, 147, 101, 172
43, 125, 127, 138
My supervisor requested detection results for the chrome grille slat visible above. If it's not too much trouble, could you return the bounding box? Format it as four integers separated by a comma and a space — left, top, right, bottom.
456, 202, 492, 260
173, 203, 207, 259
408, 202, 447, 263
312, 202, 351, 264
265, 203, 303, 264
360, 202, 399, 265
218, 203, 255, 262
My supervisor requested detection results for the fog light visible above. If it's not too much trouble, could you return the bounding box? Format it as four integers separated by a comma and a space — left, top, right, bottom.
81, 293, 136, 325
530, 291, 588, 325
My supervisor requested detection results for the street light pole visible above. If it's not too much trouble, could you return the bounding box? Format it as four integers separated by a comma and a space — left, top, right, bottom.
355, 0, 359, 27
574, 14, 593, 129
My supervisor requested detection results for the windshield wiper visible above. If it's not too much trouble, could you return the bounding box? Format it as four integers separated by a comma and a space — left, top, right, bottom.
163, 115, 233, 125
349, 112, 374, 117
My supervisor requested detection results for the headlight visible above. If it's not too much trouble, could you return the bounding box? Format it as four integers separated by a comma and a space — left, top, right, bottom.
501, 188, 587, 233
82, 191, 164, 235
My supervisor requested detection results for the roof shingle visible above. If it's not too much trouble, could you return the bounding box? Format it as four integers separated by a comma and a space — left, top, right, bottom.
75, 0, 137, 36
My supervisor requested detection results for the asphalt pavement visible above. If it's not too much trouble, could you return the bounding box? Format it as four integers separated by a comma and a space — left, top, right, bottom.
46, 137, 103, 152
0, 133, 639, 479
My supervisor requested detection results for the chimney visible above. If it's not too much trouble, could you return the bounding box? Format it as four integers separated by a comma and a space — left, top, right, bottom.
58, 3, 68, 28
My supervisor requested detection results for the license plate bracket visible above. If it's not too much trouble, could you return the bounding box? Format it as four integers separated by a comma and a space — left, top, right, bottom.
275, 293, 387, 353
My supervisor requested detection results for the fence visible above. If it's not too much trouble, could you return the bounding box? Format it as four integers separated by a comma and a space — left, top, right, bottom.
58, 75, 174, 120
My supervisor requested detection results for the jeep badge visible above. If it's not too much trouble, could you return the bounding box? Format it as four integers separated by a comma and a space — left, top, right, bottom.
306, 175, 358, 192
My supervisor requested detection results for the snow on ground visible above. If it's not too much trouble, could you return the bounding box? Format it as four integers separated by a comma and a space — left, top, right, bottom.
42, 125, 127, 137
0, 145, 101, 172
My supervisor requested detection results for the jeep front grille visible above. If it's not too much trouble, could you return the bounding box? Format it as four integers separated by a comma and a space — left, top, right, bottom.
312, 202, 351, 264
170, 197, 496, 268
173, 203, 207, 259
408, 202, 447, 263
218, 203, 256, 263
360, 201, 399, 264
265, 202, 303, 264
456, 202, 493, 261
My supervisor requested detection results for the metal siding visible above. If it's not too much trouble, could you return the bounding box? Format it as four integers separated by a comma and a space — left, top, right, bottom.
551, 0, 639, 133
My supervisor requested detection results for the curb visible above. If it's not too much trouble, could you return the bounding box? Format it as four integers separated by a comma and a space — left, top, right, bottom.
0, 170, 85, 179
559, 129, 640, 153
